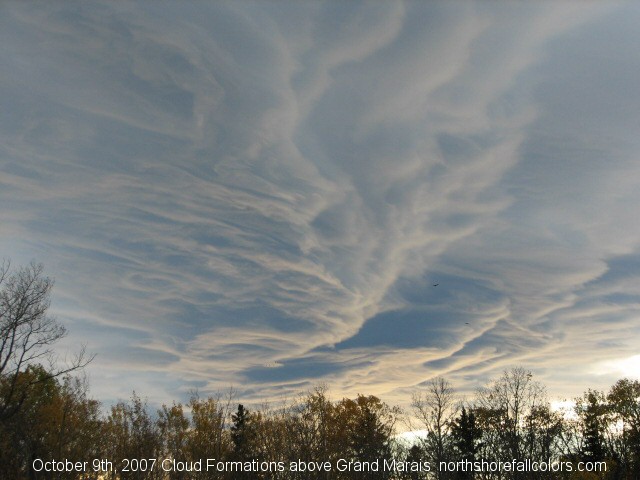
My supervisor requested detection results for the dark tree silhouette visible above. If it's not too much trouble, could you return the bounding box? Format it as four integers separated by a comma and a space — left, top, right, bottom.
450, 406, 483, 478
0, 261, 92, 420
578, 390, 608, 465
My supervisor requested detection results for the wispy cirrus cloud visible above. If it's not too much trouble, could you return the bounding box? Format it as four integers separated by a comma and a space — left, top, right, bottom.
1, 1, 638, 406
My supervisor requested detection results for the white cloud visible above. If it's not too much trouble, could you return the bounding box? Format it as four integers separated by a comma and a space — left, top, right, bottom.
0, 1, 637, 408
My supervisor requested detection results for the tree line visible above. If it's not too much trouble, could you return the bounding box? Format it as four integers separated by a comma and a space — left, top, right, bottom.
2, 262, 639, 480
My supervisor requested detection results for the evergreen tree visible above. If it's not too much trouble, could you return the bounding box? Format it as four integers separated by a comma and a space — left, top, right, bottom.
404, 444, 426, 480
231, 403, 251, 460
336, 395, 398, 480
350, 403, 391, 463
579, 390, 607, 464
450, 407, 482, 480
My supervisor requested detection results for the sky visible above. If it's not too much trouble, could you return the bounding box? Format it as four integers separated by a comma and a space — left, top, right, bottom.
1, 1, 640, 410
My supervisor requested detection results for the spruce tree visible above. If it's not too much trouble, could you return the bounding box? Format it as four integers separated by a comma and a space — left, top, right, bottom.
450, 407, 482, 480
231, 403, 251, 460
580, 391, 607, 464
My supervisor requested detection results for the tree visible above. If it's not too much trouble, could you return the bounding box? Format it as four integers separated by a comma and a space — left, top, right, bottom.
0, 365, 102, 480
248, 400, 298, 480
231, 404, 251, 458
403, 444, 426, 480
186, 393, 233, 479
103, 393, 163, 480
229, 403, 256, 480
411, 377, 457, 478
449, 407, 483, 480
335, 394, 399, 480
0, 261, 92, 420
158, 402, 190, 480
523, 405, 565, 480
475, 367, 548, 479
297, 387, 334, 471
577, 390, 608, 465
607, 379, 640, 478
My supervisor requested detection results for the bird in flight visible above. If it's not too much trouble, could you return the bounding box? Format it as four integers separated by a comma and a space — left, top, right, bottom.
433, 283, 439, 287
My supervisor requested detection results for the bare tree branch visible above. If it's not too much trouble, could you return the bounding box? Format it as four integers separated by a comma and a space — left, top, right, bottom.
0, 261, 94, 420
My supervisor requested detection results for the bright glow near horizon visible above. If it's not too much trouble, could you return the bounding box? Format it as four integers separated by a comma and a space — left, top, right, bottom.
595, 355, 640, 380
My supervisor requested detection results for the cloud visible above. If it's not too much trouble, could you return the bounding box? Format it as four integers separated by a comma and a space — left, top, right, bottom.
1, 1, 638, 408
